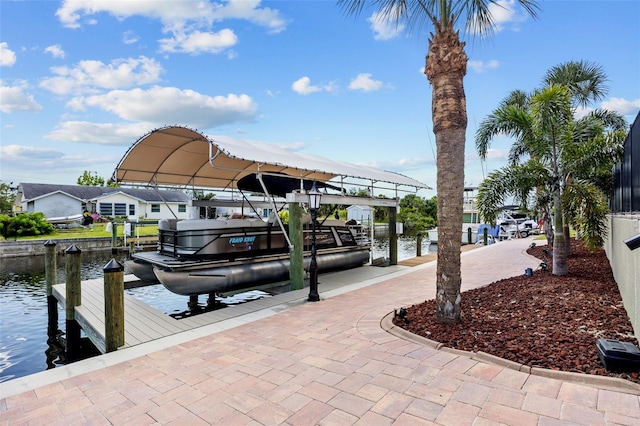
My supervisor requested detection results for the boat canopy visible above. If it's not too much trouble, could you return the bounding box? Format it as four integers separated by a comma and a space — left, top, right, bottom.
111, 126, 430, 193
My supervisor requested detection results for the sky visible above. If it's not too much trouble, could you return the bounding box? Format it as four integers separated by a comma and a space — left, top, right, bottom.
1, 0, 639, 199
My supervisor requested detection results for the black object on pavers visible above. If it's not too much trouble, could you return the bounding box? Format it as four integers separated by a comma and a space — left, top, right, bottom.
596, 338, 640, 372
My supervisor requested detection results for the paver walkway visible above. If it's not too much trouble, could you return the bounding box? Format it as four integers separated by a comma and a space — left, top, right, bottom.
2, 238, 639, 425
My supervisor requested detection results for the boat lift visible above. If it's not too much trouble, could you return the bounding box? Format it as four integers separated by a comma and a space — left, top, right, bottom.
111, 125, 432, 269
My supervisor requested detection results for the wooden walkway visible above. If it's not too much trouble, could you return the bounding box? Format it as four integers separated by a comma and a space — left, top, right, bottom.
51, 264, 407, 354
52, 277, 195, 353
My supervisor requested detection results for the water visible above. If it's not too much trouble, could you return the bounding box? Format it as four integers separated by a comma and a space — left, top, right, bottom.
0, 234, 433, 382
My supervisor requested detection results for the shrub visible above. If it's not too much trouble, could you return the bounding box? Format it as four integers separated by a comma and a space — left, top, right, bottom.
0, 212, 55, 239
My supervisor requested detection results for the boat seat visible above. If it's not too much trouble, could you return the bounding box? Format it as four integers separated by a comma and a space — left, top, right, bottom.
225, 219, 254, 228
158, 218, 178, 231
177, 219, 227, 231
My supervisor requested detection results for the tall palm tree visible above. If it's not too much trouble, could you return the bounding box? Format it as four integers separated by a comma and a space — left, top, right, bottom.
475, 61, 627, 275
338, 0, 540, 323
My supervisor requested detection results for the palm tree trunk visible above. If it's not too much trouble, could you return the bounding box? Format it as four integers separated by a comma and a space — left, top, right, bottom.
552, 193, 568, 275
563, 222, 572, 256
425, 26, 467, 324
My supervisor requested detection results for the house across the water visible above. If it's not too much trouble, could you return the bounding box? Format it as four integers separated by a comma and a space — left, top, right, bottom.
15, 183, 192, 221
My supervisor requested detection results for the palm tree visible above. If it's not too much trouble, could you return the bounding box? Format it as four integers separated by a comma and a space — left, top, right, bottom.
338, 0, 540, 323
475, 61, 626, 275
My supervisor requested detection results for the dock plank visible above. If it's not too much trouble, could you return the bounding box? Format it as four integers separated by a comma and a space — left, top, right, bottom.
53, 277, 191, 353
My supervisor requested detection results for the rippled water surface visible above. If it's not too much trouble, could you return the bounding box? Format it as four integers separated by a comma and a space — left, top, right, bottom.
0, 234, 433, 382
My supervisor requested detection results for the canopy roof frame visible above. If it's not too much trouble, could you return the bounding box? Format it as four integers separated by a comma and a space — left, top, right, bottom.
112, 126, 431, 196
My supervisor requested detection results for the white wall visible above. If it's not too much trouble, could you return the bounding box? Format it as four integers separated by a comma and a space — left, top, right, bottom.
347, 205, 371, 224
95, 193, 140, 220
29, 193, 82, 218
139, 201, 190, 220
605, 214, 640, 340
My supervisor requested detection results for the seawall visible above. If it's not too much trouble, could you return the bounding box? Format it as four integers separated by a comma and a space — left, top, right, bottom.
0, 237, 114, 258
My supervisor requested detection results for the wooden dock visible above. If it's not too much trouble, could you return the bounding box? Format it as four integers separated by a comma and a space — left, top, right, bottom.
51, 255, 438, 355
51, 273, 333, 354
52, 277, 197, 353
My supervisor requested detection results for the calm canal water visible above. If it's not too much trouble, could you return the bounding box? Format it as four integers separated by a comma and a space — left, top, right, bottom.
0, 234, 433, 383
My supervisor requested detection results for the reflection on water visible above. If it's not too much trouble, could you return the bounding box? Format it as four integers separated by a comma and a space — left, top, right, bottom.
0, 234, 434, 382
0, 250, 130, 383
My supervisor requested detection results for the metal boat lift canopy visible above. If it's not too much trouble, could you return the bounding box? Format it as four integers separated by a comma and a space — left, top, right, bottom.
112, 126, 431, 198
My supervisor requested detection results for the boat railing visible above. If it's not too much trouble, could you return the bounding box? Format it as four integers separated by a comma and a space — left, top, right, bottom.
156, 220, 367, 261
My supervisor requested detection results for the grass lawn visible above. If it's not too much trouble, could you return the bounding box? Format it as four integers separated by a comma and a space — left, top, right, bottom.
2, 222, 159, 241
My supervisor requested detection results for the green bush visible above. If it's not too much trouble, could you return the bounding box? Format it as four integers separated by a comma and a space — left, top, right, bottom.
0, 212, 55, 239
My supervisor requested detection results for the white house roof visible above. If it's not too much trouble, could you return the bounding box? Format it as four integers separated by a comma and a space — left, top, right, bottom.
112, 126, 431, 192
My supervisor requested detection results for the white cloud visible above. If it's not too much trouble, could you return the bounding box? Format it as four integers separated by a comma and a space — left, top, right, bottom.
159, 29, 238, 55
368, 10, 404, 40
0, 80, 43, 113
468, 59, 499, 73
601, 97, 640, 117
574, 106, 593, 120
0, 42, 17, 67
67, 86, 258, 129
44, 121, 152, 145
0, 143, 120, 175
39, 56, 163, 95
292, 77, 322, 95
366, 156, 434, 172
44, 44, 65, 58
290, 79, 339, 96
468, 0, 530, 34
55, 0, 288, 54
122, 31, 138, 45
349, 73, 383, 92
483, 148, 509, 161
1, 144, 65, 162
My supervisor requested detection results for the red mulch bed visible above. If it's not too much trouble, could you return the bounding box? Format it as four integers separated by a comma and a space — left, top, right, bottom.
393, 238, 640, 384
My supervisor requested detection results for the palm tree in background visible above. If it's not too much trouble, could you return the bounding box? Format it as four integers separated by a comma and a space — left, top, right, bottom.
338, 0, 540, 323
475, 61, 627, 275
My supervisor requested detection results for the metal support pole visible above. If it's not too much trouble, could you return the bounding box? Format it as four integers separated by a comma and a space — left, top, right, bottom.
308, 208, 319, 302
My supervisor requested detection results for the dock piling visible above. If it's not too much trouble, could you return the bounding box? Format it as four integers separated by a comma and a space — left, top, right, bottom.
103, 259, 125, 352
416, 233, 422, 257
44, 240, 58, 334
65, 244, 82, 360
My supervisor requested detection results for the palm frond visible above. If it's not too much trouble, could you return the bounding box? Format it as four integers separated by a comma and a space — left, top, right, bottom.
563, 180, 609, 251
543, 60, 609, 108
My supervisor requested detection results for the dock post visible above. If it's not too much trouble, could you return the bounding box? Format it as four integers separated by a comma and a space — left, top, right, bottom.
483, 227, 489, 246
104, 259, 125, 352
416, 233, 422, 257
65, 244, 82, 360
388, 207, 398, 265
44, 240, 58, 334
467, 227, 472, 245
111, 221, 118, 253
289, 201, 304, 290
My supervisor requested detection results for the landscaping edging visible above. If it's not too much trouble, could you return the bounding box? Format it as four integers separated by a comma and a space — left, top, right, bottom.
380, 311, 640, 395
